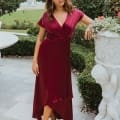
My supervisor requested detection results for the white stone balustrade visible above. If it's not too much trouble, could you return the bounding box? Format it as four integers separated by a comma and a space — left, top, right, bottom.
91, 31, 120, 120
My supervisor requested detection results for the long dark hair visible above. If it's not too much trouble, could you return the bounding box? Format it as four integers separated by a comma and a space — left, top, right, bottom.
45, 0, 74, 18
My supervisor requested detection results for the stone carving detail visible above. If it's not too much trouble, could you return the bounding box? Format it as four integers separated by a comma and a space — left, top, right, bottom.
91, 31, 120, 120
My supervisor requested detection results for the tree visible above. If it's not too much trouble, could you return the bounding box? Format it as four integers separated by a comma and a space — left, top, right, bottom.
72, 0, 105, 19
103, 0, 120, 16
0, 0, 25, 15
72, 0, 120, 18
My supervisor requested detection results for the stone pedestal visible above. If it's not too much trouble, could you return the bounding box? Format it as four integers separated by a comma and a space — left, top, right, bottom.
91, 31, 120, 120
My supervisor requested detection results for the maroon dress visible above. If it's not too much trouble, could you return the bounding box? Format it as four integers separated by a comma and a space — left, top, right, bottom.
32, 8, 84, 120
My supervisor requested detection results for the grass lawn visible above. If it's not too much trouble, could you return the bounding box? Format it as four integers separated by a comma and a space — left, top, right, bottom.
0, 9, 44, 26
0, 29, 27, 33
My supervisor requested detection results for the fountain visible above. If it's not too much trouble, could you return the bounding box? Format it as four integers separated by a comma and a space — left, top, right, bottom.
0, 31, 18, 61
17, 0, 45, 10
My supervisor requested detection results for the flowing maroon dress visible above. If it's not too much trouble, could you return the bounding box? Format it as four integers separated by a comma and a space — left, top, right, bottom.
32, 8, 84, 120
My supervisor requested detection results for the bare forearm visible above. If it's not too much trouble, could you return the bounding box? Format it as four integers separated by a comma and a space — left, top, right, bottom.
80, 15, 94, 40
33, 26, 46, 63
33, 35, 43, 63
80, 15, 93, 26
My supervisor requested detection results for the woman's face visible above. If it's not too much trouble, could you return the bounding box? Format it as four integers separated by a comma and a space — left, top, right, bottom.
52, 0, 65, 8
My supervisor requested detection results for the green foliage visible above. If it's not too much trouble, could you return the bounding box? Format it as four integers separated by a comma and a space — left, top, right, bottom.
2, 19, 34, 29
72, 0, 105, 18
103, 0, 120, 16
0, 0, 25, 15
71, 49, 85, 72
27, 25, 39, 36
92, 17, 120, 34
78, 74, 102, 111
78, 52, 102, 111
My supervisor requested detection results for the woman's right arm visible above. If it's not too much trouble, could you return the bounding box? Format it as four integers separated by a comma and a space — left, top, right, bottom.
32, 26, 46, 76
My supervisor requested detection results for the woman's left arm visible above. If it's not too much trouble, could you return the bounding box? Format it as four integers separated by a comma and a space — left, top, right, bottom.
80, 15, 94, 40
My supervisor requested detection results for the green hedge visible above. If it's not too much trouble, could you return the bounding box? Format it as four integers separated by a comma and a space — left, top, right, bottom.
2, 20, 33, 30
71, 43, 102, 111
71, 51, 85, 72
27, 26, 39, 36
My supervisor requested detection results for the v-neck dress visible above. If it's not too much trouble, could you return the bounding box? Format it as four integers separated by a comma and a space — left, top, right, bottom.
32, 8, 84, 120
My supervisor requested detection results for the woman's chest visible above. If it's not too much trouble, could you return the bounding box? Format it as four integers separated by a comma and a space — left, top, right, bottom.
45, 13, 79, 34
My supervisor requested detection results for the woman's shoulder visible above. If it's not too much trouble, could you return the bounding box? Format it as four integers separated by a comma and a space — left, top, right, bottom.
71, 7, 85, 18
37, 11, 49, 27
72, 7, 84, 14
39, 11, 50, 23
70, 7, 85, 21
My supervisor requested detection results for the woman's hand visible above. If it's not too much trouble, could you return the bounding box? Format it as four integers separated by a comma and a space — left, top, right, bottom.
84, 26, 94, 40
80, 14, 94, 40
32, 61, 39, 76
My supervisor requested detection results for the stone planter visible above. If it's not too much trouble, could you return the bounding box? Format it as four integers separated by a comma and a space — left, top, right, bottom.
0, 31, 18, 66
91, 31, 120, 120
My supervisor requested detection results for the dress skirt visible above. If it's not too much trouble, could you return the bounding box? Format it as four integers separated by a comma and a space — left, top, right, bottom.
32, 38, 73, 120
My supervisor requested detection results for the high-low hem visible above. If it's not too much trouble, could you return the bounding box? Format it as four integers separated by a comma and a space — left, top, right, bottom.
32, 97, 73, 120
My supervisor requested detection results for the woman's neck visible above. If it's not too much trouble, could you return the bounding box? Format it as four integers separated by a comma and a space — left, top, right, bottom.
55, 6, 64, 12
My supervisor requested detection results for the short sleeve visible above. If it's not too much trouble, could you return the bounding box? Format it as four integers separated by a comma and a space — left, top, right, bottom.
74, 8, 84, 22
37, 12, 47, 28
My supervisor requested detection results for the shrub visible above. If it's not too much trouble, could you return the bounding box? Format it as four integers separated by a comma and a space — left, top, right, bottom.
1, 20, 34, 29
78, 52, 102, 111
72, 0, 105, 18
1, 23, 12, 29
27, 25, 39, 36
78, 74, 102, 112
71, 48, 85, 72
71, 43, 102, 112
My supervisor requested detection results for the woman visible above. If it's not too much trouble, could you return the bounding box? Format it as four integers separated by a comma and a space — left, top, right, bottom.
32, 0, 93, 120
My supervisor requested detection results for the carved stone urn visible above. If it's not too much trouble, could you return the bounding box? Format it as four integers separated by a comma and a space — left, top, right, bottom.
91, 31, 120, 120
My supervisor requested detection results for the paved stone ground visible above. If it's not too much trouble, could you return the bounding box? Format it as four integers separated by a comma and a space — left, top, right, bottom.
0, 57, 95, 120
